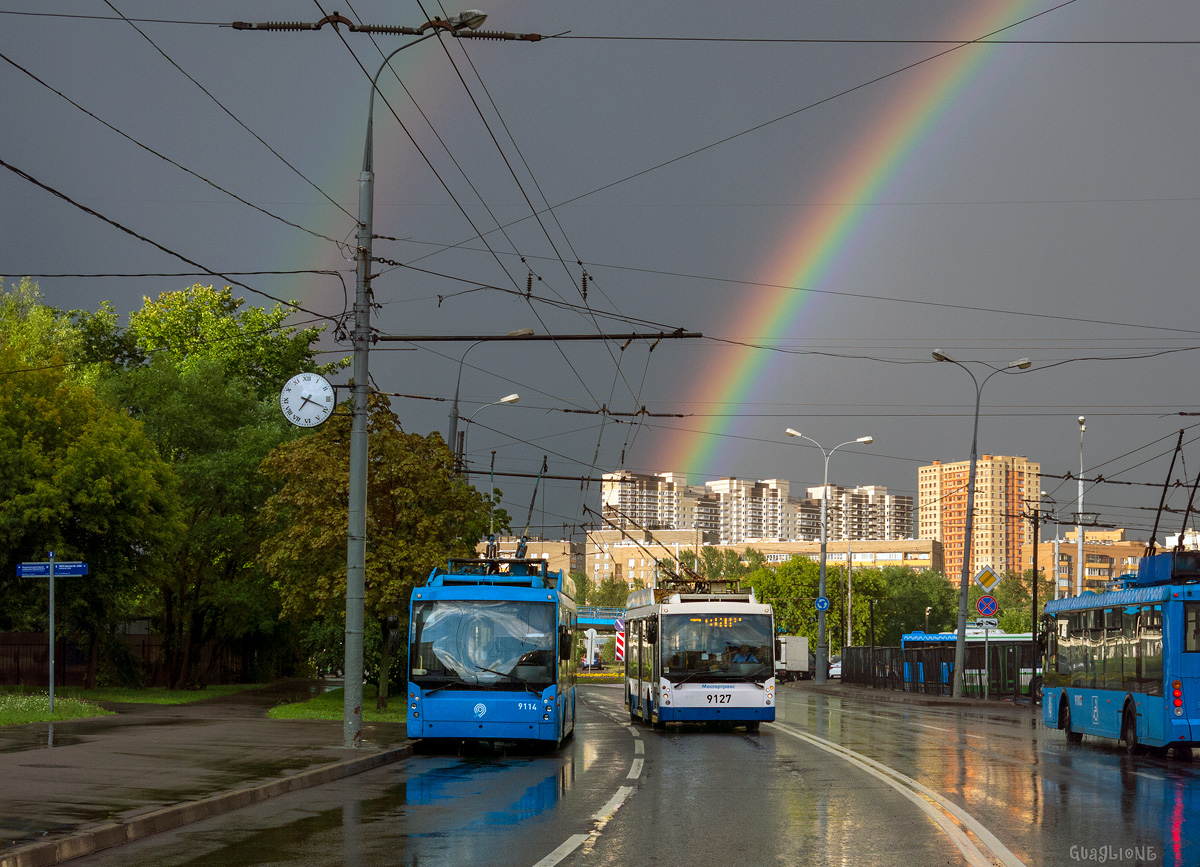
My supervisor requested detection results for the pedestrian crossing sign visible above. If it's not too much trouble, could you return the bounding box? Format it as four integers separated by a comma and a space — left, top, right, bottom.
973, 566, 1002, 593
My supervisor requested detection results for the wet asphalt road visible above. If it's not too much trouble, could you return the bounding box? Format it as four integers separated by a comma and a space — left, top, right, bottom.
64, 684, 1199, 867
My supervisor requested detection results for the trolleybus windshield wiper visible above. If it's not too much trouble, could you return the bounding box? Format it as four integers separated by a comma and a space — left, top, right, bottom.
474, 664, 541, 697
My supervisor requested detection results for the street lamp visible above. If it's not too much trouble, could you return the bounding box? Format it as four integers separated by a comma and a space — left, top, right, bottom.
931, 349, 1032, 699
344, 10, 500, 749
784, 428, 873, 685
458, 393, 519, 471
447, 328, 534, 455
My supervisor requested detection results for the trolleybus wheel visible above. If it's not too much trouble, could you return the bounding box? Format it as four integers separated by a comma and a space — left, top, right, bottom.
1121, 708, 1141, 755
1031, 676, 1043, 705
1061, 700, 1082, 743
745, 721, 761, 733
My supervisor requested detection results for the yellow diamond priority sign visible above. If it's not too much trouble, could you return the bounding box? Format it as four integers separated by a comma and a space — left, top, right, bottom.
973, 566, 1002, 593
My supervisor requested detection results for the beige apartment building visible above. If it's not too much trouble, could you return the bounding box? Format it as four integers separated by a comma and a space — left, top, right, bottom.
918, 455, 1039, 579
584, 528, 942, 588
1019, 528, 1144, 596
473, 536, 585, 578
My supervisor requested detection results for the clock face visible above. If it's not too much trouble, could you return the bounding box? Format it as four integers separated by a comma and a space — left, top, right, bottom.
280, 373, 335, 427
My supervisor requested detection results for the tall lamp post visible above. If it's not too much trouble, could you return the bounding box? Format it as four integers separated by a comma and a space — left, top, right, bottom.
447, 328, 533, 455
931, 349, 1031, 699
458, 393, 519, 471
345, 9, 531, 749
785, 428, 873, 685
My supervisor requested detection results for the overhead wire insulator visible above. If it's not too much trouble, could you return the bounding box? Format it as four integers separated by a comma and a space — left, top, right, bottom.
458, 30, 543, 41
232, 20, 318, 31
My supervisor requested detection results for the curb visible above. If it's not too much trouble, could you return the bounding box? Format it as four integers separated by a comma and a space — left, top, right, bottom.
0, 743, 414, 867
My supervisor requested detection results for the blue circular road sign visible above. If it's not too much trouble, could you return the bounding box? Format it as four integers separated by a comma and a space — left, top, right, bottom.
977, 595, 998, 617
815, 596, 830, 611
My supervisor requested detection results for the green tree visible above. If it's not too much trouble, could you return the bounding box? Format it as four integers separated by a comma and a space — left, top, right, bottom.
258, 394, 504, 708
746, 556, 821, 643
873, 567, 958, 646
95, 285, 341, 687
570, 571, 591, 607
0, 343, 180, 684
592, 573, 631, 607
105, 355, 292, 687
127, 284, 336, 398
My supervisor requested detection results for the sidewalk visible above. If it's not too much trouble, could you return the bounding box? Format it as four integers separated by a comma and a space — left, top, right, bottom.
0, 681, 413, 867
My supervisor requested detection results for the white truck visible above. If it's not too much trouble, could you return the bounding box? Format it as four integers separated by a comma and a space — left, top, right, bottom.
774, 635, 811, 682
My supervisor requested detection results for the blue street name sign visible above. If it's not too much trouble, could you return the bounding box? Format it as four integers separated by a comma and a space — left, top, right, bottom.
815, 596, 830, 612
17, 561, 88, 577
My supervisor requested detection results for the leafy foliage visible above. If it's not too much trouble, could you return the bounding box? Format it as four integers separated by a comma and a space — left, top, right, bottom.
127, 284, 340, 398
0, 341, 180, 682
258, 394, 505, 705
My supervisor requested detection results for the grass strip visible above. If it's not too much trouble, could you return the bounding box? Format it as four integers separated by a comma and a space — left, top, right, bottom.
0, 691, 113, 726
268, 685, 408, 724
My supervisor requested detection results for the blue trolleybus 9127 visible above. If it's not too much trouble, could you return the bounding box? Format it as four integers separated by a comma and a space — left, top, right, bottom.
1042, 550, 1200, 754
624, 586, 776, 730
406, 556, 577, 745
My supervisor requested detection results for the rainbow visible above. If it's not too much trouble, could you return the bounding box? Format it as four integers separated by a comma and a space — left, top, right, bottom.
658, 0, 1046, 477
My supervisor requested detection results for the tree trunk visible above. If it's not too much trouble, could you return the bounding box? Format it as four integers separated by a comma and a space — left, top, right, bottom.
376, 617, 391, 710
86, 632, 98, 690
376, 615, 401, 710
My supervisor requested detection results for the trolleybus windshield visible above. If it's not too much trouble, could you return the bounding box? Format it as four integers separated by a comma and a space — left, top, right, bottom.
660, 613, 773, 681
409, 600, 556, 691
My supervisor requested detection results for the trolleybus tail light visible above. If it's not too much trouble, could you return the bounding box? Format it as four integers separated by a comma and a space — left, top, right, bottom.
1173, 680, 1184, 716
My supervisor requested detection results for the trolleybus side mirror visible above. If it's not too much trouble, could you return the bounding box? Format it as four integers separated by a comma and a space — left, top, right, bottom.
647, 617, 658, 644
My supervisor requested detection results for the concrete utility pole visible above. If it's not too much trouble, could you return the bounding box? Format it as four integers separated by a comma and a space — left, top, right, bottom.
341, 12, 538, 748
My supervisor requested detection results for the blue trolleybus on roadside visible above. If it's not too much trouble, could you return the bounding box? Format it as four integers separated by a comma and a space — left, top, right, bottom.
1042, 550, 1200, 754
624, 586, 775, 730
406, 555, 577, 745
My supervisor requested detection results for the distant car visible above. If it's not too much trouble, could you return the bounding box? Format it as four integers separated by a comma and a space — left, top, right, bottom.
828, 657, 842, 679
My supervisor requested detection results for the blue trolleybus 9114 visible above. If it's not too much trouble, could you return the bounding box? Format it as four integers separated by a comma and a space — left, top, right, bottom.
624, 587, 775, 730
1042, 550, 1200, 754
406, 556, 577, 745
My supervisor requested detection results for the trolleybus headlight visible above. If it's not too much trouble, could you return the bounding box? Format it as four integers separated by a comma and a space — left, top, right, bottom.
543, 714, 550, 720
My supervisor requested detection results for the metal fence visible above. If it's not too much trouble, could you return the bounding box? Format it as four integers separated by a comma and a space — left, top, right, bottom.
0, 633, 247, 688
842, 642, 1040, 700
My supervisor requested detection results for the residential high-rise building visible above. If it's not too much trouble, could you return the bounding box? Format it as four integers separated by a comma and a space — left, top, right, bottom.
918, 455, 1040, 578
600, 472, 912, 546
